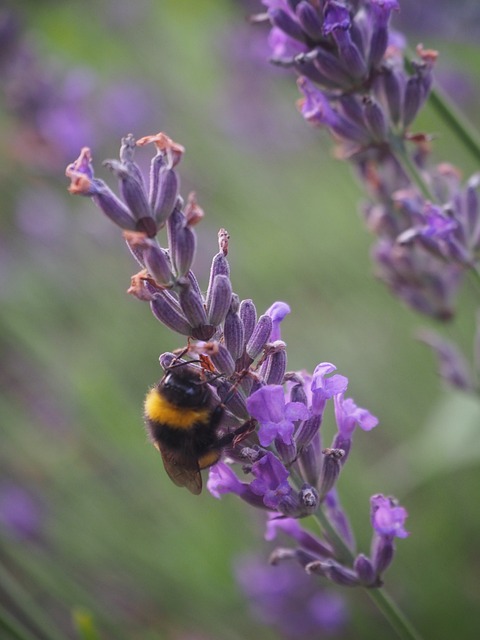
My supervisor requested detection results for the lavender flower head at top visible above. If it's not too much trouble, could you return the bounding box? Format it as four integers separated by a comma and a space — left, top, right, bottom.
66, 132, 408, 592
253, 1, 480, 324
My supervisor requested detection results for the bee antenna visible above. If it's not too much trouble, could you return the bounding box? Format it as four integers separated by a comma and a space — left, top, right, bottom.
165, 359, 194, 372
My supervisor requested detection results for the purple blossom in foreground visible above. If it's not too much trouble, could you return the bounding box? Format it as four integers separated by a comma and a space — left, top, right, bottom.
236, 553, 348, 638
67, 132, 408, 599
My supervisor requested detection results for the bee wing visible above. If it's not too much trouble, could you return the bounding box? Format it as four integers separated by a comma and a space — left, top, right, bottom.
155, 443, 203, 495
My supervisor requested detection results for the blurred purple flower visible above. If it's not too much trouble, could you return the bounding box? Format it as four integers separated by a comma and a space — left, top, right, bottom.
0, 482, 43, 541
235, 554, 348, 639
370, 494, 409, 539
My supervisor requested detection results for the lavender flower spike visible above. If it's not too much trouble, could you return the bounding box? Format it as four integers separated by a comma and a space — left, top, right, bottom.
370, 494, 409, 578
70, 130, 410, 637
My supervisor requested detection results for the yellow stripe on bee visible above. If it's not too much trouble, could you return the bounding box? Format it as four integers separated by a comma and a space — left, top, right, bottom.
144, 389, 210, 430
198, 450, 221, 470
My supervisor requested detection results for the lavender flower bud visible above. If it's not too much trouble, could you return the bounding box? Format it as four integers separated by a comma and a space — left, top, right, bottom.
275, 436, 297, 467
381, 65, 403, 127
466, 176, 480, 232
290, 381, 308, 406
246, 314, 273, 360
363, 97, 388, 142
403, 75, 423, 128
277, 491, 303, 518
318, 448, 344, 500
269, 8, 306, 43
146, 152, 164, 210
295, 414, 321, 449
205, 229, 230, 309
260, 344, 287, 385
239, 299, 257, 345
93, 181, 138, 231
130, 237, 173, 287
371, 536, 394, 576
354, 554, 377, 587
331, 433, 352, 464
150, 292, 193, 336
306, 560, 360, 587
104, 152, 152, 224
294, 57, 336, 87
154, 167, 180, 227
335, 34, 366, 81
209, 342, 236, 377
417, 329, 473, 391
167, 206, 196, 277
177, 278, 213, 340
66, 148, 138, 231
368, 0, 400, 69
224, 295, 244, 362
312, 48, 353, 87
216, 380, 249, 420
299, 484, 319, 515
207, 275, 233, 327
295, 2, 323, 41
298, 433, 322, 487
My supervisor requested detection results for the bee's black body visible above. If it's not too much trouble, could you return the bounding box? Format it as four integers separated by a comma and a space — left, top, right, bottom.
144, 366, 248, 494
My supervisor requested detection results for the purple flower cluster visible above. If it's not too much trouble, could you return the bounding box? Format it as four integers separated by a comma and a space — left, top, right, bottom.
256, 1, 480, 324
266, 493, 409, 589
208, 361, 378, 517
66, 133, 407, 592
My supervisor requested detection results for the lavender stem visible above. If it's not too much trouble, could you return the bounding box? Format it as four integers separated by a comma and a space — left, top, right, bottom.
389, 134, 436, 202
405, 51, 480, 166
313, 508, 423, 640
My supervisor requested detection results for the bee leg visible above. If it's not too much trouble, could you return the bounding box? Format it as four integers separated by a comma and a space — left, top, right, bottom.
215, 418, 256, 449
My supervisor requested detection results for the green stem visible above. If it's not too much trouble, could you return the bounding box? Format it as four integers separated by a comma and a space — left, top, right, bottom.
0, 563, 67, 640
312, 509, 424, 640
405, 49, 480, 165
429, 85, 480, 166
0, 603, 40, 640
366, 587, 424, 640
390, 134, 436, 202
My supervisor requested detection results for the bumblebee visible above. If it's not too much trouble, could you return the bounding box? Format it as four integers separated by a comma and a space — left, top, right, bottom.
144, 365, 253, 494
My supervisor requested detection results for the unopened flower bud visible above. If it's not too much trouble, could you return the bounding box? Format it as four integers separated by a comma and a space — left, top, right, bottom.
207, 275, 233, 327
296, 2, 323, 41
239, 299, 257, 345
177, 278, 213, 340
246, 315, 273, 360
154, 167, 180, 226
319, 448, 344, 500
306, 560, 359, 587
354, 553, 377, 587
269, 8, 306, 43
224, 296, 245, 362
209, 343, 236, 376
150, 292, 192, 336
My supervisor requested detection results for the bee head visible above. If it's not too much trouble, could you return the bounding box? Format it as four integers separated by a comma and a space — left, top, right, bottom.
159, 368, 211, 408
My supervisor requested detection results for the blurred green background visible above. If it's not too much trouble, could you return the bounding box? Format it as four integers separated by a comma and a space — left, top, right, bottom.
1, 1, 480, 638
